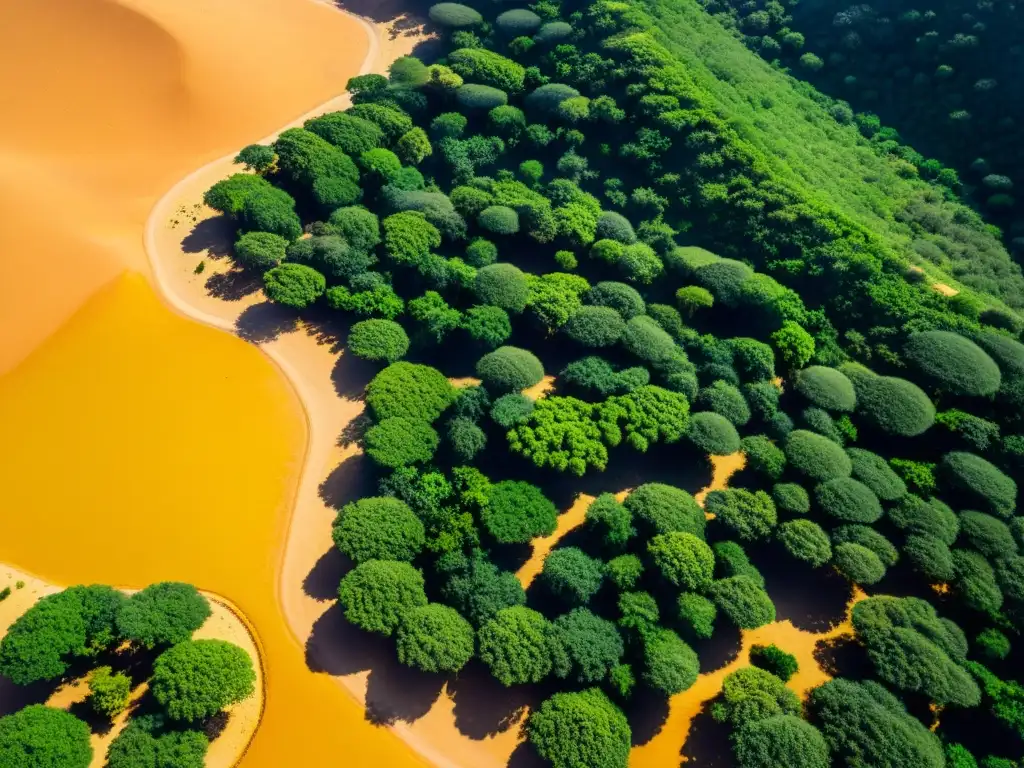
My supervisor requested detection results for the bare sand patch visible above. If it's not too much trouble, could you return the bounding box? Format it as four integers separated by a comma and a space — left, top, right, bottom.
933, 282, 959, 296
0, 565, 264, 767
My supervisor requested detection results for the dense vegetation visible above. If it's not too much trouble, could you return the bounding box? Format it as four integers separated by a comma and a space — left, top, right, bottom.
0, 582, 255, 767
199, 0, 1024, 765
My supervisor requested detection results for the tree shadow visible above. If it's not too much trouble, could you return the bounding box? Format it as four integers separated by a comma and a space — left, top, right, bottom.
304, 603, 445, 725
680, 704, 734, 767
337, 411, 372, 449
318, 452, 376, 510
507, 738, 545, 768
332, 0, 429, 39
625, 689, 671, 746
235, 301, 298, 343
303, 548, 351, 602
181, 215, 233, 258
814, 635, 869, 681
331, 347, 378, 400
0, 676, 51, 717
691, 622, 743, 673
759, 553, 854, 632
205, 269, 262, 302
448, 661, 535, 740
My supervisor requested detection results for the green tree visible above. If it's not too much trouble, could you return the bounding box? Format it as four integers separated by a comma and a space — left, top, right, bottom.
490, 393, 534, 428
847, 448, 906, 501
772, 483, 810, 514
794, 366, 856, 412
461, 305, 511, 348
624, 483, 705, 538
263, 264, 326, 309
338, 560, 427, 636
714, 666, 799, 727
677, 592, 717, 639
151, 640, 255, 722
542, 547, 605, 606
233, 231, 288, 269
233, 143, 276, 173
784, 430, 852, 481
854, 374, 936, 437
648, 532, 715, 591
941, 452, 1017, 518
428, 3, 483, 28
741, 436, 786, 480
833, 543, 886, 585
105, 714, 208, 768
777, 520, 832, 567
705, 489, 777, 542
0, 706, 91, 768
507, 396, 609, 476
332, 497, 425, 564
479, 606, 560, 686
347, 319, 410, 363
598, 386, 690, 451
585, 494, 634, 551
697, 381, 751, 426
904, 331, 1001, 396
395, 604, 474, 673
687, 412, 741, 455
476, 346, 544, 393
474, 263, 530, 313
88, 666, 131, 718
304, 112, 383, 156
643, 628, 699, 695
0, 585, 124, 685
442, 552, 525, 627
749, 644, 798, 682
116, 582, 211, 649
364, 417, 439, 469
482, 480, 557, 544
563, 306, 627, 347
553, 609, 624, 684
771, 322, 815, 369
606, 555, 644, 591
676, 286, 714, 316
383, 212, 442, 265
709, 576, 776, 629
733, 715, 830, 768
814, 478, 883, 523
528, 689, 630, 768
395, 127, 432, 166
365, 362, 456, 422
447, 417, 487, 462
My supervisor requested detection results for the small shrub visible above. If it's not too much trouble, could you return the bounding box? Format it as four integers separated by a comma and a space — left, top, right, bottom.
677, 593, 717, 639
483, 480, 557, 544
697, 381, 751, 426
904, 331, 1001, 396
687, 412, 741, 455
772, 483, 810, 514
847, 448, 906, 501
476, 346, 544, 393
364, 417, 439, 468
941, 452, 1017, 518
741, 436, 786, 479
709, 576, 776, 629
347, 319, 410, 363
855, 375, 935, 437
750, 644, 798, 682
777, 520, 832, 567
624, 483, 705, 538
833, 542, 886, 585
814, 477, 883, 523
794, 366, 856, 411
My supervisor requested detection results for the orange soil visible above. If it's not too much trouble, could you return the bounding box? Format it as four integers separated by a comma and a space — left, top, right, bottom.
0, 0, 424, 766
933, 282, 960, 297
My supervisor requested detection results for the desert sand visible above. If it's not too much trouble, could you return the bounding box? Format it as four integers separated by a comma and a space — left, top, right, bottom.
0, 566, 264, 767
0, 0, 424, 766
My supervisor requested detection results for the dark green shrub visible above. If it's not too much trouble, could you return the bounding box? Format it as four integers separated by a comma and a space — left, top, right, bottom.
327, 206, 380, 253
476, 346, 544, 393
490, 393, 534, 427
808, 679, 944, 768
151, 640, 255, 722
116, 582, 211, 649
478, 205, 520, 235
995, 555, 1024, 602
831, 525, 899, 567
233, 231, 288, 269
677, 592, 717, 639
365, 362, 456, 422
474, 263, 529, 312
976, 331, 1024, 377
694, 258, 754, 306
713, 541, 765, 587
749, 644, 799, 682
448, 417, 487, 462
888, 495, 959, 545
534, 21, 573, 44
347, 103, 413, 143
332, 497, 425, 564
621, 315, 678, 365
714, 666, 799, 727
777, 520, 832, 567
364, 417, 439, 468
847, 448, 906, 501
814, 477, 883, 523
833, 542, 886, 585
624, 483, 705, 538
784, 430, 852, 481
479, 606, 560, 686
975, 628, 1011, 661
904, 331, 1001, 396
772, 483, 810, 514
687, 411, 741, 455
709, 576, 776, 629
647, 532, 714, 591
428, 2, 483, 28
495, 8, 542, 35
396, 604, 474, 673
800, 407, 844, 445
528, 689, 630, 768
204, 173, 273, 216
347, 319, 410, 363
305, 112, 383, 156
240, 186, 303, 240
904, 534, 955, 582
618, 591, 659, 635
483, 480, 557, 544
442, 552, 525, 627
586, 281, 645, 318
263, 263, 326, 309
542, 548, 604, 606
461, 305, 511, 349
697, 381, 751, 426
739, 436, 785, 479
0, 585, 124, 685
941, 452, 1017, 518
585, 494, 634, 550
606, 555, 644, 591
563, 306, 626, 347
854, 375, 935, 437
953, 549, 1004, 613
0, 706, 91, 768
595, 211, 636, 244
106, 714, 207, 768
465, 236, 498, 266
642, 628, 699, 695
553, 609, 624, 684
729, 338, 775, 381
733, 715, 830, 768
562, 357, 649, 398
705, 489, 777, 542
525, 83, 581, 113
794, 366, 856, 411
456, 84, 508, 110
959, 511, 1018, 559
